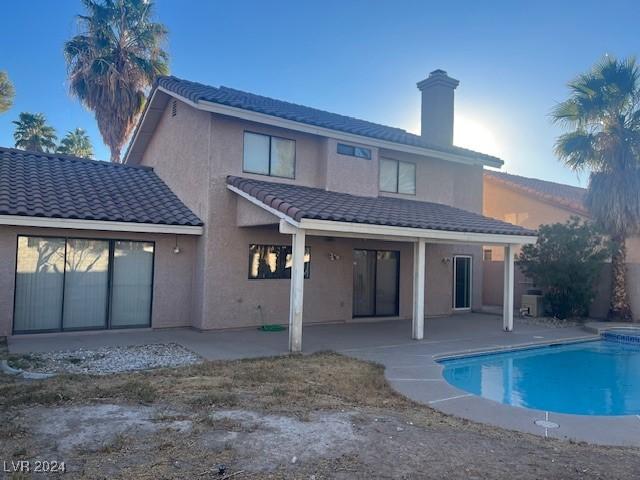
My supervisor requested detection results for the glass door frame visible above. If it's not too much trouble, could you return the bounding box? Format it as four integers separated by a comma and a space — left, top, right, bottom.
452, 254, 473, 310
12, 234, 156, 334
352, 248, 400, 318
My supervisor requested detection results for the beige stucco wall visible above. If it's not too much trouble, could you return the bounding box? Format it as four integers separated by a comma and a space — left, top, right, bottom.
377, 149, 483, 212
324, 138, 379, 197
131, 97, 486, 331
0, 226, 197, 336
139, 99, 213, 329
483, 179, 587, 261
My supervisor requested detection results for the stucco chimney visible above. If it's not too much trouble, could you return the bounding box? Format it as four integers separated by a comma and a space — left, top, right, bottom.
417, 69, 459, 146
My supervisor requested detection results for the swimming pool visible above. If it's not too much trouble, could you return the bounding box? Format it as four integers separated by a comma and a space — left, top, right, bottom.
440, 338, 640, 416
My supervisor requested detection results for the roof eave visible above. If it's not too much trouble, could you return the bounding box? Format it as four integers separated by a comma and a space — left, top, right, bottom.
123, 86, 170, 164
228, 183, 535, 245
0, 214, 204, 235
484, 174, 589, 216
147, 86, 502, 168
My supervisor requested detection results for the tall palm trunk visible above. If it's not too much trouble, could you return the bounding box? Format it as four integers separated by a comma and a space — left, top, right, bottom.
609, 235, 633, 321
110, 147, 121, 163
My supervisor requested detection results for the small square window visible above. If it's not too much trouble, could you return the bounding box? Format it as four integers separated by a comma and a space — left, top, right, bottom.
379, 158, 416, 194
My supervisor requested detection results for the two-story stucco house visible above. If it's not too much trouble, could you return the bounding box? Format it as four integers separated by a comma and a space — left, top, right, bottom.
0, 69, 535, 351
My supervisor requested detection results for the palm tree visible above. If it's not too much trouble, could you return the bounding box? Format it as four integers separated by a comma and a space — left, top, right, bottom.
12, 112, 57, 153
0, 71, 15, 114
57, 128, 94, 158
64, 0, 169, 163
552, 56, 640, 321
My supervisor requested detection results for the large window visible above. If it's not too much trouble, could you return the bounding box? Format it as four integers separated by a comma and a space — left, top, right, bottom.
13, 236, 154, 333
243, 132, 295, 178
248, 244, 310, 279
379, 158, 416, 194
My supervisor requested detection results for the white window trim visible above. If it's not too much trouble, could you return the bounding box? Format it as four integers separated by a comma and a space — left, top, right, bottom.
452, 255, 473, 311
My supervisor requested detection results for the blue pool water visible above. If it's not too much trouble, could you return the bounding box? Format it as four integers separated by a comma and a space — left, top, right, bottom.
440, 340, 640, 416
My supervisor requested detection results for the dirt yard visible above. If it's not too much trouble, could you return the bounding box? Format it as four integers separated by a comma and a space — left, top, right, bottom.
1, 352, 639, 479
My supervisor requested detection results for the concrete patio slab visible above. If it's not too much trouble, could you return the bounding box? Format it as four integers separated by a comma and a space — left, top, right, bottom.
8, 312, 638, 447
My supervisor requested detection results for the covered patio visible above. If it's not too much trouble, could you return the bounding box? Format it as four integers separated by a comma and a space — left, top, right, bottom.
228, 176, 537, 352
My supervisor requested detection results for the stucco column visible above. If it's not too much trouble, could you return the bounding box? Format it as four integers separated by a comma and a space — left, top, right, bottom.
412, 238, 426, 340
289, 229, 306, 352
503, 244, 515, 332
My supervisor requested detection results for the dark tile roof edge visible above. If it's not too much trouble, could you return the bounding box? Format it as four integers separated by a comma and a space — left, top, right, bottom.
152, 75, 502, 166
484, 170, 588, 214
0, 146, 154, 171
227, 176, 536, 237
0, 146, 204, 228
1, 211, 204, 227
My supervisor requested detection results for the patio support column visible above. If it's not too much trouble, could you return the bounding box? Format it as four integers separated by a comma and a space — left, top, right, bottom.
412, 238, 426, 340
503, 244, 515, 332
289, 228, 306, 352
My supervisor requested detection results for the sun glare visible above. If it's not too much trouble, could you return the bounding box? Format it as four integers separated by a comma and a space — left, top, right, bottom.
454, 115, 503, 157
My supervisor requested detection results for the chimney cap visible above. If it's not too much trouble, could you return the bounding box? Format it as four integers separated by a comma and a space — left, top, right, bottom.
417, 69, 460, 91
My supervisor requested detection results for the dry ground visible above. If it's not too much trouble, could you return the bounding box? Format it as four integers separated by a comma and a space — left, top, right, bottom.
1, 352, 639, 479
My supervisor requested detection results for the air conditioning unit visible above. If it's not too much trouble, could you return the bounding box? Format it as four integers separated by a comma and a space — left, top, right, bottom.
521, 294, 544, 317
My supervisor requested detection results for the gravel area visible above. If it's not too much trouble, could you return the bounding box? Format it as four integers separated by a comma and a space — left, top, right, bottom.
9, 343, 202, 375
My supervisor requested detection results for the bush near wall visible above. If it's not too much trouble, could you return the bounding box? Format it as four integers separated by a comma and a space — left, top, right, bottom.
519, 217, 608, 319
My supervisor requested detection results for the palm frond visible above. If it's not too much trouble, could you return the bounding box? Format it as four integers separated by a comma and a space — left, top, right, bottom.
554, 131, 598, 170
0, 71, 15, 114
12, 112, 57, 153
64, 0, 169, 162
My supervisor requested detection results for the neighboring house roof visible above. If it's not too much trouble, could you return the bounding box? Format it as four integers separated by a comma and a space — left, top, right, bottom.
0, 147, 203, 228
484, 170, 588, 215
125, 75, 502, 167
227, 176, 534, 236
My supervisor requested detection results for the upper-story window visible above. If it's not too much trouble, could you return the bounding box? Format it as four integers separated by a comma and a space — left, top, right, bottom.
337, 143, 372, 160
243, 132, 295, 179
379, 158, 416, 194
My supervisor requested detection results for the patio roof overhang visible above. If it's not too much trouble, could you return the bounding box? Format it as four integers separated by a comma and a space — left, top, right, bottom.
227, 177, 534, 353
227, 178, 537, 246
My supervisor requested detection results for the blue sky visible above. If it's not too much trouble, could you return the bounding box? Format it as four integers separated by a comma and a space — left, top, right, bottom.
1, 0, 638, 186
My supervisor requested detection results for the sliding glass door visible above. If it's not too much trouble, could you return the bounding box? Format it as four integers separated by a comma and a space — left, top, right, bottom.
453, 255, 472, 310
13, 236, 155, 333
353, 249, 399, 317
62, 239, 110, 330
110, 241, 154, 328
14, 236, 66, 333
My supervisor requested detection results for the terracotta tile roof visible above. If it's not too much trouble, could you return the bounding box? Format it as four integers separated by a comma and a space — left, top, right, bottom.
228, 176, 534, 236
157, 76, 501, 166
484, 170, 588, 214
0, 147, 203, 226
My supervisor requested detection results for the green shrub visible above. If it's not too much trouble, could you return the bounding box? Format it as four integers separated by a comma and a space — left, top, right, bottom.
519, 217, 607, 319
